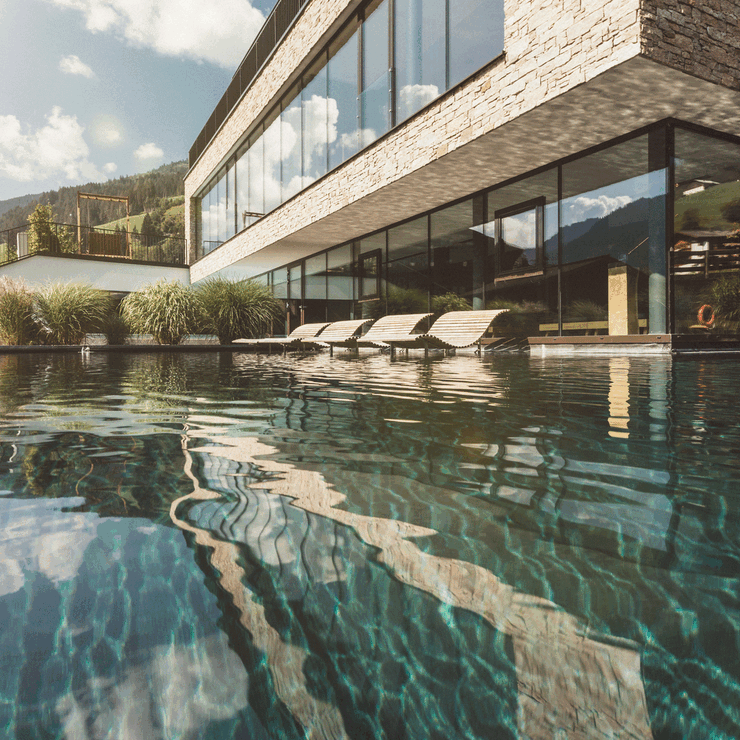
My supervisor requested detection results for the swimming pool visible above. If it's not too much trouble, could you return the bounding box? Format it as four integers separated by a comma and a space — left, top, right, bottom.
0, 351, 737, 739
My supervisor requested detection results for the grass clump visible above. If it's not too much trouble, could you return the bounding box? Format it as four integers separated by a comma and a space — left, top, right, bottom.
0, 277, 37, 345
711, 274, 740, 327
121, 279, 203, 345
33, 282, 110, 345
196, 277, 282, 344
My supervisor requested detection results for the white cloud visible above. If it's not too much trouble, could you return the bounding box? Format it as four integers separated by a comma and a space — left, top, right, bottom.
0, 107, 105, 184
92, 115, 124, 147
566, 194, 634, 223
134, 142, 164, 164
59, 54, 95, 78
44, 0, 266, 68
103, 162, 117, 174
398, 83, 439, 119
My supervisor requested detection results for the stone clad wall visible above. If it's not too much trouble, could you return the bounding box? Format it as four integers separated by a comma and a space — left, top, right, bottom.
186, 0, 644, 273
641, 0, 740, 91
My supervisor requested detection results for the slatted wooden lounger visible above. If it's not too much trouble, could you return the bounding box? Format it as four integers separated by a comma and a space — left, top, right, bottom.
302, 318, 374, 354
353, 313, 433, 349
234, 322, 330, 351
380, 309, 510, 356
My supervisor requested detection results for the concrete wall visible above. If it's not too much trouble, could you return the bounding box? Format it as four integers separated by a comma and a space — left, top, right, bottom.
641, 0, 740, 91
186, 0, 644, 278
0, 256, 190, 292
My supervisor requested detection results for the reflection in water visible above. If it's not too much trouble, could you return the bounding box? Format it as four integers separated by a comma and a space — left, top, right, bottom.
0, 352, 737, 739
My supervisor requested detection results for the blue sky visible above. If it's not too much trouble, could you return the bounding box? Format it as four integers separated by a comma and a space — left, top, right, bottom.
0, 0, 277, 201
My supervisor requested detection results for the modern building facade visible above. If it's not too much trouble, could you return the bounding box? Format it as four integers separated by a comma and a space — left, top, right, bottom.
184, 0, 740, 348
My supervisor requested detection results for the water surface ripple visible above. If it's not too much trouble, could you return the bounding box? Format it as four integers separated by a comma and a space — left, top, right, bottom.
0, 351, 738, 739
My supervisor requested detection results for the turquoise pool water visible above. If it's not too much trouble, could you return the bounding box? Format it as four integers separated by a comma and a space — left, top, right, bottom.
0, 351, 737, 739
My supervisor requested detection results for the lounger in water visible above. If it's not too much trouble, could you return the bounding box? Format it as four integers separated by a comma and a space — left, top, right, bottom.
234, 322, 330, 350
382, 309, 509, 355
302, 318, 374, 353
353, 313, 433, 349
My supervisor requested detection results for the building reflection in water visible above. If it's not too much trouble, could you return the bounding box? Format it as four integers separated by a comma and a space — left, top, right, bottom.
172, 429, 653, 739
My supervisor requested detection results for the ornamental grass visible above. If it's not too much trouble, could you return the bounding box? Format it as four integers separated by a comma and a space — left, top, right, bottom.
32, 282, 111, 345
0, 277, 37, 345
121, 279, 203, 345
195, 277, 282, 344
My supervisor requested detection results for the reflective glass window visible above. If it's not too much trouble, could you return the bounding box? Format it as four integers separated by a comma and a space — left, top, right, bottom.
272, 267, 288, 300
673, 128, 740, 334
430, 198, 485, 308
302, 59, 329, 184
448, 0, 504, 87
328, 26, 359, 169
282, 86, 303, 201
360, 0, 390, 144
394, 0, 446, 121
225, 160, 236, 241
387, 217, 429, 312
561, 131, 668, 335
248, 128, 264, 225
327, 244, 354, 301
305, 253, 327, 300
235, 143, 249, 232
263, 108, 282, 214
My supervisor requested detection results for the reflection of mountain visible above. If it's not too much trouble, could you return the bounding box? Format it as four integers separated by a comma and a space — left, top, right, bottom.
563, 197, 660, 266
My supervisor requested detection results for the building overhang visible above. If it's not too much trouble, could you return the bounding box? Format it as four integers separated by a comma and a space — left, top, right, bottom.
192, 55, 740, 281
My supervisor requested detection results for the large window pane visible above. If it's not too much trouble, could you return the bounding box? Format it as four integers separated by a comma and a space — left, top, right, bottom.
327, 244, 354, 301
673, 128, 740, 335
449, 0, 504, 87
235, 144, 249, 232
484, 168, 559, 335
302, 60, 328, 183
225, 160, 236, 241
263, 108, 282, 214
387, 217, 428, 313
248, 129, 264, 224
281, 87, 302, 201
328, 27, 359, 169
305, 253, 327, 299
360, 0, 389, 143
394, 0, 446, 121
430, 198, 485, 308
561, 131, 667, 335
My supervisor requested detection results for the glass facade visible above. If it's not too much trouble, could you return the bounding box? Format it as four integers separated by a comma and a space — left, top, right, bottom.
255, 123, 740, 340
196, 0, 505, 258
673, 128, 740, 335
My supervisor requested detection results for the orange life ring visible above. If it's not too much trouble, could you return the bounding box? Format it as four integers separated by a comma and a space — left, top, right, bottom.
697, 304, 715, 327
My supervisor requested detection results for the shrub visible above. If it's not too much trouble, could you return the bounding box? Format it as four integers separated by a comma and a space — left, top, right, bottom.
101, 311, 130, 345
0, 277, 37, 345
196, 277, 282, 343
32, 282, 111, 345
364, 285, 428, 319
430, 292, 472, 315
568, 299, 607, 321
121, 279, 203, 345
711, 274, 740, 325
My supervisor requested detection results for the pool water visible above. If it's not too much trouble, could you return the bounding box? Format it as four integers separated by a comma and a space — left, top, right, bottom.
0, 351, 738, 739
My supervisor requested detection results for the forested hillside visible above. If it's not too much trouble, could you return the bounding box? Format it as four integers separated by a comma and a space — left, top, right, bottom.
0, 161, 187, 232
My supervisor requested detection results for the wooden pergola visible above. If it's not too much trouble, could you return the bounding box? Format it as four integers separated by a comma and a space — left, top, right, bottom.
77, 192, 130, 254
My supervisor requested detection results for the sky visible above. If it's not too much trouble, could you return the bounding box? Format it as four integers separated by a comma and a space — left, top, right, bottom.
0, 0, 278, 202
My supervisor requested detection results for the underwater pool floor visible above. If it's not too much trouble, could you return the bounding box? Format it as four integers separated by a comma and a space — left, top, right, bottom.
0, 351, 737, 739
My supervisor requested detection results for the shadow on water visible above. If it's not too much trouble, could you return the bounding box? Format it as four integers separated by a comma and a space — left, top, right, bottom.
0, 351, 738, 738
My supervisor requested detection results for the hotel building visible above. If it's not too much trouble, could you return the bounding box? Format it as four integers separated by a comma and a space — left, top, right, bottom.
184, 0, 740, 350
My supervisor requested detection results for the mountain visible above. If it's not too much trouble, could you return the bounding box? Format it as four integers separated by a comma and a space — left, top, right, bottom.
0, 193, 44, 220
0, 161, 188, 232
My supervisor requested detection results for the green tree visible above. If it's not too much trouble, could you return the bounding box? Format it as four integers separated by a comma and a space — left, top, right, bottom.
721, 199, 740, 228
27, 203, 58, 254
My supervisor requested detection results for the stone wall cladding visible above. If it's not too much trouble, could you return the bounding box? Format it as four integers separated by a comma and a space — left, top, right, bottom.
641, 0, 740, 91
187, 0, 643, 275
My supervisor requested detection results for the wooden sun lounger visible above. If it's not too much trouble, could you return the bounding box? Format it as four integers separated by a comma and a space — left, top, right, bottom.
302, 318, 374, 354
234, 322, 330, 351
354, 313, 433, 349
382, 309, 510, 355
